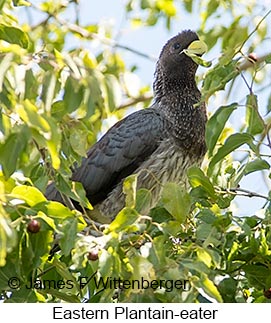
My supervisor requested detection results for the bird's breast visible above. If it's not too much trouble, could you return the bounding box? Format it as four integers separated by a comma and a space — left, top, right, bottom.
96, 139, 204, 221
137, 138, 202, 188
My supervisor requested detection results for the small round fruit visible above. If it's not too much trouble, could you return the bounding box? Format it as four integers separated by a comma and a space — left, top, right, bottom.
27, 220, 41, 233
248, 53, 257, 63
87, 250, 99, 261
264, 288, 271, 299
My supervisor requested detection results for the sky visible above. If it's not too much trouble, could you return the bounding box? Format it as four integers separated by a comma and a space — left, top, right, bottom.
16, 0, 271, 217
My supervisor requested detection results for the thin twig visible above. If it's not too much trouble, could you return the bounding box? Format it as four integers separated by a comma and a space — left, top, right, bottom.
218, 187, 269, 200
61, 193, 77, 210
267, 132, 271, 149
238, 9, 271, 53
117, 93, 153, 110
239, 72, 252, 92
256, 119, 271, 153
238, 53, 271, 71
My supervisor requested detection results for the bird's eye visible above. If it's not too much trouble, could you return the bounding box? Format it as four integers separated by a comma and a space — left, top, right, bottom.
173, 43, 181, 50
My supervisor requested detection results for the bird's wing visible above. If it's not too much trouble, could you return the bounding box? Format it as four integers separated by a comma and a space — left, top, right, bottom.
71, 108, 165, 204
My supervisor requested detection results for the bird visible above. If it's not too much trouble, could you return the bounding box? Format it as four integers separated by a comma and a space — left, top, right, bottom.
46, 30, 207, 224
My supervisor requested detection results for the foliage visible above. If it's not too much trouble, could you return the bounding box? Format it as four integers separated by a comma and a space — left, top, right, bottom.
0, 0, 271, 303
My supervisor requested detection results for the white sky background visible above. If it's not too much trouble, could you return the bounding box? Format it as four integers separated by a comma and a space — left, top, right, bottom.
16, 0, 271, 217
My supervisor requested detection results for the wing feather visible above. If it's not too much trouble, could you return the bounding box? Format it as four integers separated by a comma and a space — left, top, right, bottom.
72, 108, 165, 204
46, 108, 166, 206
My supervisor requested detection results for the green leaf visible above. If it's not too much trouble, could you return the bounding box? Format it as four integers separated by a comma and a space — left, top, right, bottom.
245, 94, 265, 135
17, 100, 51, 135
244, 216, 261, 228
0, 128, 30, 178
45, 201, 76, 219
227, 241, 239, 261
135, 188, 152, 214
0, 53, 13, 92
54, 175, 92, 210
244, 159, 270, 175
148, 235, 166, 267
11, 185, 46, 206
188, 166, 216, 199
0, 0, 6, 10
217, 277, 237, 302
0, 205, 17, 267
0, 24, 29, 48
222, 18, 248, 50
44, 116, 61, 170
20, 232, 37, 275
24, 69, 39, 100
108, 207, 139, 233
183, 50, 212, 67
59, 218, 78, 256
156, 0, 176, 16
40, 72, 60, 113
265, 54, 271, 64
12, 0, 31, 6
36, 211, 56, 230
71, 182, 93, 210
267, 93, 271, 114
243, 264, 270, 288
208, 133, 253, 176
181, 259, 209, 274
51, 100, 67, 120
69, 126, 88, 157
161, 182, 191, 223
63, 77, 84, 113
27, 230, 53, 267
206, 0, 219, 18
103, 74, 122, 112
196, 275, 223, 303
52, 258, 79, 286
83, 72, 104, 118
197, 247, 212, 268
196, 223, 221, 247
206, 103, 238, 156
123, 174, 137, 208
0, 250, 19, 286
183, 0, 192, 12
97, 249, 114, 278
203, 60, 239, 100
129, 255, 155, 281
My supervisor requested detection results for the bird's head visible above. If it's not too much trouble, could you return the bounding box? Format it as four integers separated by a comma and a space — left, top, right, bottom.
156, 30, 207, 81
153, 30, 207, 100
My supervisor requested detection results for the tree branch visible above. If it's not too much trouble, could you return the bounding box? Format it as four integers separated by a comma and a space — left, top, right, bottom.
238, 53, 271, 71
117, 93, 153, 110
219, 187, 269, 200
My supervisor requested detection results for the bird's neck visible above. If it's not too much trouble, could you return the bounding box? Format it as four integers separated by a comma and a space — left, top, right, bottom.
154, 84, 202, 123
152, 68, 206, 155
153, 68, 198, 103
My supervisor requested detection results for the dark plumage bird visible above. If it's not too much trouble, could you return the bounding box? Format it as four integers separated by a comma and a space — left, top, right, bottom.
46, 30, 207, 223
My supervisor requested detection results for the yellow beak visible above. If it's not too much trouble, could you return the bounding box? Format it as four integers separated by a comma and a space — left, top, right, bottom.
183, 40, 211, 67
186, 40, 208, 56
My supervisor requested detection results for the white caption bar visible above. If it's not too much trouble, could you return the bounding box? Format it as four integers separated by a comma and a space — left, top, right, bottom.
1, 303, 269, 322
